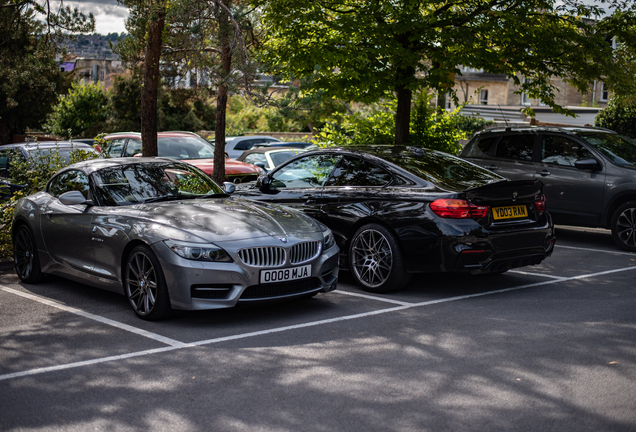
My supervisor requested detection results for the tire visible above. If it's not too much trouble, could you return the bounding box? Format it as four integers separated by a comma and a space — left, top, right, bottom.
611, 201, 636, 252
348, 223, 411, 293
13, 225, 44, 283
123, 245, 172, 320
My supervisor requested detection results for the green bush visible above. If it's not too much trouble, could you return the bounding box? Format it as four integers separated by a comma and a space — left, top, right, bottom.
313, 92, 470, 154
0, 144, 98, 258
45, 82, 108, 138
595, 99, 636, 139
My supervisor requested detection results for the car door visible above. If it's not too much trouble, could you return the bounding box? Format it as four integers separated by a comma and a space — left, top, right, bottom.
240, 153, 342, 220
477, 133, 538, 181
40, 169, 94, 273
535, 134, 605, 225
320, 155, 396, 244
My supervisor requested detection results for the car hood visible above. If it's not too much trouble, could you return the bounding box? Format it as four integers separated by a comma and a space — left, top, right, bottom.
110, 197, 322, 243
185, 158, 262, 175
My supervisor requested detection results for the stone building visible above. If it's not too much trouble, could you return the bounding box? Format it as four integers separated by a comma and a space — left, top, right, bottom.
59, 58, 126, 90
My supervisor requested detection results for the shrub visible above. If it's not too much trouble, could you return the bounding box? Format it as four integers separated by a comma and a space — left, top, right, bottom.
45, 82, 108, 138
595, 99, 636, 139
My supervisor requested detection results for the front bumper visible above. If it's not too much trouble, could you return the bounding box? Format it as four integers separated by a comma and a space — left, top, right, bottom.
152, 238, 339, 311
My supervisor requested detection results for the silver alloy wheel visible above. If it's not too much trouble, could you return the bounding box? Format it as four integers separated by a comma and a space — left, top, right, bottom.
615, 207, 636, 248
126, 251, 158, 315
14, 227, 35, 280
350, 228, 393, 288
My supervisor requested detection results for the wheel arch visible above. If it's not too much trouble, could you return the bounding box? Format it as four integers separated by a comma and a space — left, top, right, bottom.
119, 239, 152, 283
604, 193, 636, 229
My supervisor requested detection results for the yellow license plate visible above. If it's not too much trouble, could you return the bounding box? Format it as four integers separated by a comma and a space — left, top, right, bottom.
492, 205, 528, 220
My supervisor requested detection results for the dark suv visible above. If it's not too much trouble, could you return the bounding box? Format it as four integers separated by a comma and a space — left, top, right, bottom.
459, 126, 636, 251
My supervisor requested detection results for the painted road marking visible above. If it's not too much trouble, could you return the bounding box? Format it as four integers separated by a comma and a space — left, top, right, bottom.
0, 285, 188, 348
2, 265, 636, 382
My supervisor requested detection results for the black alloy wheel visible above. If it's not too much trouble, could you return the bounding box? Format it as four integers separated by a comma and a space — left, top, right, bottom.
611, 201, 636, 252
13, 225, 44, 283
348, 223, 411, 293
124, 245, 172, 320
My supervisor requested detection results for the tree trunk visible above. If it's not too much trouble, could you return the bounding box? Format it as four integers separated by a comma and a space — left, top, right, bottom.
395, 83, 412, 145
141, 1, 166, 157
212, 0, 233, 186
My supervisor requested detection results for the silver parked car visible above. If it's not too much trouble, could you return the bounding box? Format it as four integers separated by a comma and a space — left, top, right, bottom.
12, 158, 339, 320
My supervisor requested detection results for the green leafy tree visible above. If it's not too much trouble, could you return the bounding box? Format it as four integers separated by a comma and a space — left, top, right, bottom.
45, 82, 108, 138
0, 0, 94, 144
595, 99, 636, 139
115, 0, 257, 184
259, 0, 635, 145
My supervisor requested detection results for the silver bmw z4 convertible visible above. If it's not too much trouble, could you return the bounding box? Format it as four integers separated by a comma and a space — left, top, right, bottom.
12, 158, 339, 320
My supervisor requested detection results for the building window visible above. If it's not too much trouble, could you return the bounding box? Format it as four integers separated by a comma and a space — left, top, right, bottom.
600, 83, 609, 102
521, 78, 532, 106
445, 92, 452, 110
479, 89, 488, 105
100, 70, 105, 81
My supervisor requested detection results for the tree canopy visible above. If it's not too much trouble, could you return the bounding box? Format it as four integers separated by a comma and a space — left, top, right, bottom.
258, 0, 636, 144
0, 0, 94, 144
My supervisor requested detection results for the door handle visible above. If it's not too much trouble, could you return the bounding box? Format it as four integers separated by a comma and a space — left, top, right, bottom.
300, 194, 316, 203
537, 170, 551, 177
486, 165, 498, 171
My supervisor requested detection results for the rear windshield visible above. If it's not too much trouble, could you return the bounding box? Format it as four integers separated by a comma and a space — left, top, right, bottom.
371, 147, 505, 190
578, 133, 636, 166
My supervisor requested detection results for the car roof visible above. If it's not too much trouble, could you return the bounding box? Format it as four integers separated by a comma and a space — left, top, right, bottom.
225, 136, 281, 142
241, 146, 305, 155
104, 131, 202, 139
2, 141, 94, 150
64, 157, 181, 175
474, 125, 617, 137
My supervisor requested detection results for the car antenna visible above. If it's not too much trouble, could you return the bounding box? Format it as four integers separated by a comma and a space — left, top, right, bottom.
498, 104, 509, 127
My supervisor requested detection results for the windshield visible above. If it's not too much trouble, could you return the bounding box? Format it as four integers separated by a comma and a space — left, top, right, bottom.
578, 132, 636, 166
92, 162, 224, 206
157, 136, 216, 160
371, 147, 505, 190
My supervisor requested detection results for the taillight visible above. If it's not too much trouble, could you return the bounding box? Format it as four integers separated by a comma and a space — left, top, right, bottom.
535, 194, 546, 213
430, 199, 489, 219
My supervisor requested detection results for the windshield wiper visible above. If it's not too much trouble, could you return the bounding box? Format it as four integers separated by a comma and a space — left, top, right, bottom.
194, 192, 229, 199
143, 195, 183, 203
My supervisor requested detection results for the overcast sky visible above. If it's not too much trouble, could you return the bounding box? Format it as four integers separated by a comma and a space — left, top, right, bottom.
66, 0, 128, 34
68, 0, 614, 36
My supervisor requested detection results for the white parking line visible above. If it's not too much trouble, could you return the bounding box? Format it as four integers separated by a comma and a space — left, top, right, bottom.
2, 264, 636, 382
556, 244, 636, 256
0, 285, 188, 348
509, 270, 566, 280
333, 289, 413, 305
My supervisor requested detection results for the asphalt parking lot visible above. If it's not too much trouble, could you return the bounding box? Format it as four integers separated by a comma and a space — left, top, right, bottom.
1, 226, 635, 432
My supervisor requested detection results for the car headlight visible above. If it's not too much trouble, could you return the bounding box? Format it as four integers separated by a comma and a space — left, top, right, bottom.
323, 229, 336, 250
164, 240, 232, 262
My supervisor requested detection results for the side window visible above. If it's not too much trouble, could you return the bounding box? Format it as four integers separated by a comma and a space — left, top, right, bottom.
48, 170, 90, 199
124, 139, 142, 157
326, 157, 393, 187
0, 151, 9, 178
541, 136, 594, 167
234, 140, 255, 151
494, 135, 535, 161
104, 138, 126, 157
271, 154, 341, 189
243, 153, 267, 165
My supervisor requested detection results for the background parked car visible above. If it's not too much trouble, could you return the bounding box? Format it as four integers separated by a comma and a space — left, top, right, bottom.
12, 158, 339, 320
210, 135, 282, 159
0, 141, 98, 200
103, 131, 263, 183
236, 146, 306, 172
233, 146, 555, 293
255, 142, 314, 149
459, 126, 636, 251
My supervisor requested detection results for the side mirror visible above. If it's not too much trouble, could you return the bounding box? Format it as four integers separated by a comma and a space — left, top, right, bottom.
255, 174, 271, 191
222, 182, 235, 194
254, 162, 267, 171
574, 158, 601, 171
59, 190, 89, 206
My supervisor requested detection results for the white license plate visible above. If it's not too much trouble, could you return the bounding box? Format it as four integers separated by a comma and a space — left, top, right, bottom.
260, 264, 311, 284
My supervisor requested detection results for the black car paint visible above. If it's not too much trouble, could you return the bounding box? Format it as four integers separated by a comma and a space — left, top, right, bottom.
235, 147, 554, 277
